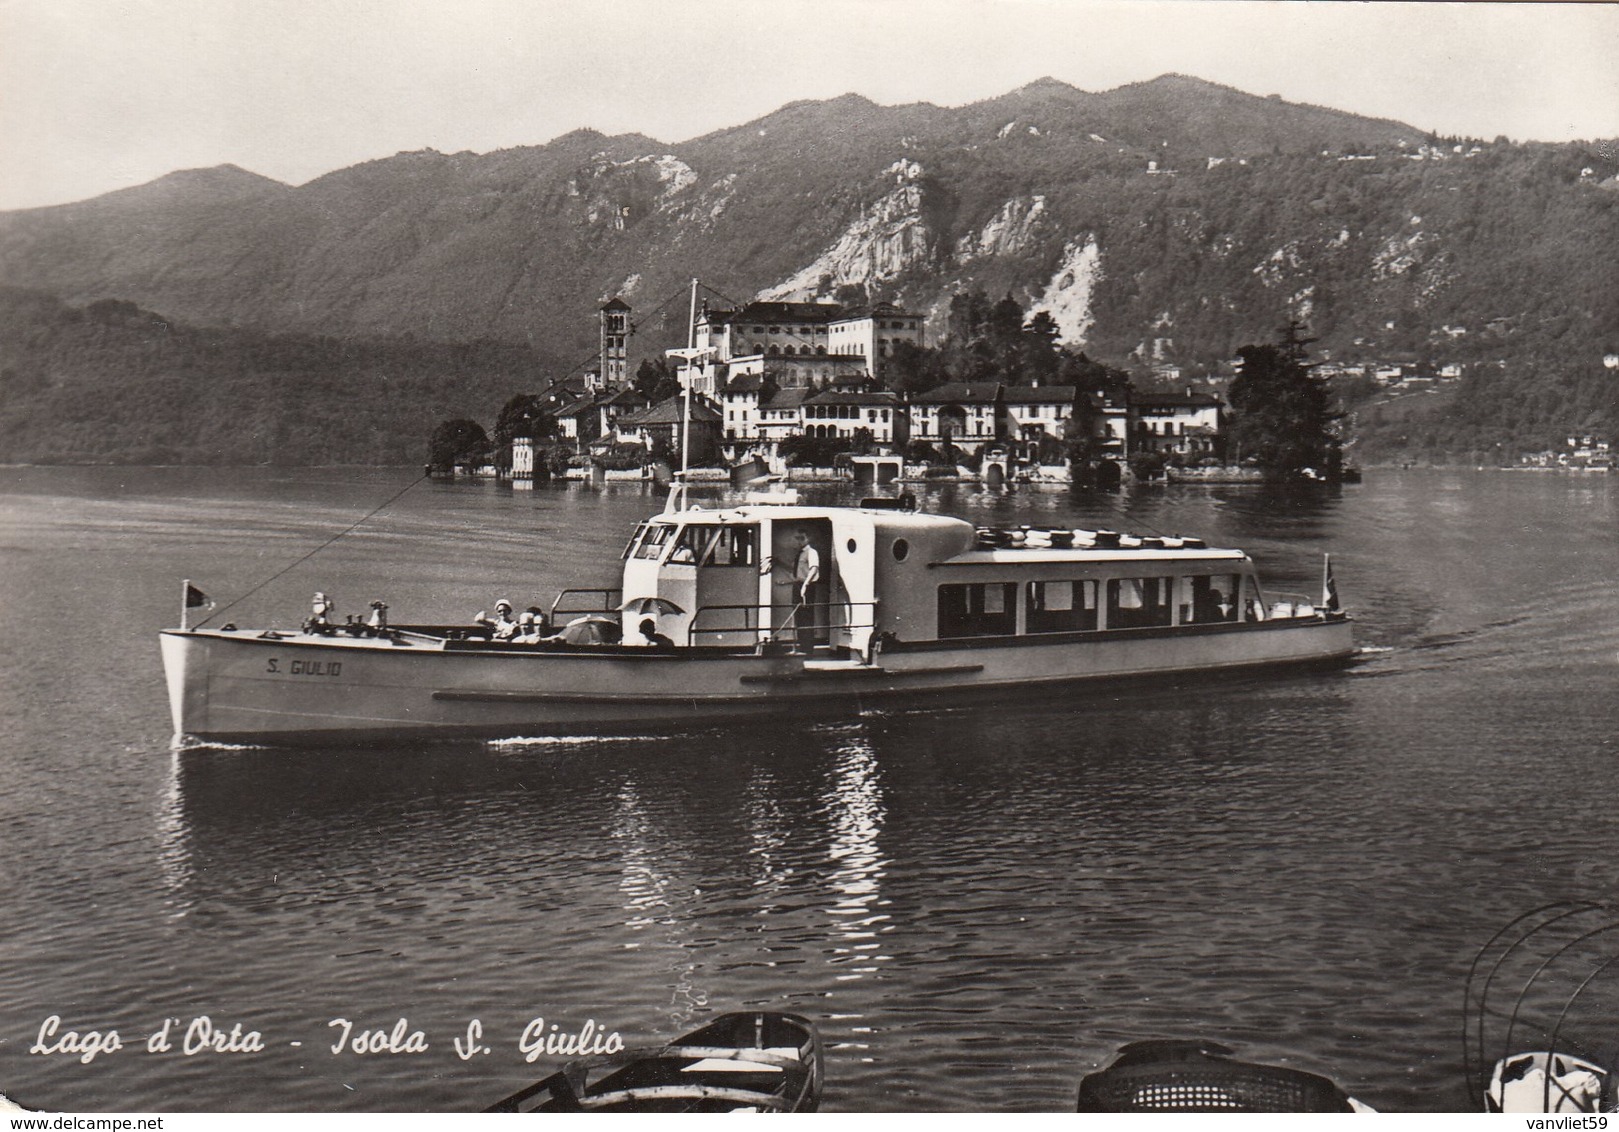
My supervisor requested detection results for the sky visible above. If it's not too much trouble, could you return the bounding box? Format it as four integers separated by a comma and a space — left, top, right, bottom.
2, 0, 1616, 210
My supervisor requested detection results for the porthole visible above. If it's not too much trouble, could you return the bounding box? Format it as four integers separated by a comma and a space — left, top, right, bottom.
847, 538, 858, 554
892, 538, 910, 562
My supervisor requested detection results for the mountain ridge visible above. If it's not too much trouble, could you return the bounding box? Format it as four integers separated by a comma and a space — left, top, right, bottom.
0, 73, 1613, 464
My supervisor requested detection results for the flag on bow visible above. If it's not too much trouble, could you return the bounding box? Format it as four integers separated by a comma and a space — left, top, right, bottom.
181, 579, 214, 631
1322, 554, 1340, 612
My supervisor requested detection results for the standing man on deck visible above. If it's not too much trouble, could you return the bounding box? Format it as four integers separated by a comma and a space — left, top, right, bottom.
791, 528, 821, 652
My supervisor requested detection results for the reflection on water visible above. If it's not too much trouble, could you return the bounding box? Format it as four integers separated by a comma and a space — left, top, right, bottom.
1, 467, 1617, 1112
154, 752, 194, 919
612, 775, 710, 1028
822, 734, 891, 1062
823, 736, 889, 970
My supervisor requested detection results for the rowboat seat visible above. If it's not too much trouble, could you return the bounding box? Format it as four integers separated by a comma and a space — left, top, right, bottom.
682, 1046, 798, 1073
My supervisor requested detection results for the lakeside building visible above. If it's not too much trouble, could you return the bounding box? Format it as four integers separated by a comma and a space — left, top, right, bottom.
533, 374, 592, 417
694, 299, 924, 386
802, 389, 906, 444
555, 386, 649, 444
614, 395, 724, 464
1133, 391, 1224, 457
722, 351, 871, 394
906, 383, 1132, 456
756, 386, 814, 446
1517, 435, 1612, 471
721, 375, 823, 443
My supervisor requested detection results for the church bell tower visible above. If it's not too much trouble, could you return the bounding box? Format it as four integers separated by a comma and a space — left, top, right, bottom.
599, 298, 631, 389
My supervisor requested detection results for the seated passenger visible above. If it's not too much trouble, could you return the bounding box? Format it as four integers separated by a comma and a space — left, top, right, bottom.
472, 602, 518, 638
488, 599, 520, 640
514, 609, 548, 643
305, 591, 335, 633
634, 617, 676, 650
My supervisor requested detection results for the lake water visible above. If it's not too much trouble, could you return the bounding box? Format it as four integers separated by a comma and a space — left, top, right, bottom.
0, 466, 1615, 1112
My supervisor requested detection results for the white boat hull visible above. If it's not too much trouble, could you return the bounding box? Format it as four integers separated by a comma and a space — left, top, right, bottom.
160, 617, 1354, 746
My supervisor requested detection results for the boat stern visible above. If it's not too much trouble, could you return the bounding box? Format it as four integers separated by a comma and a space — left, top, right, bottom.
159, 630, 209, 740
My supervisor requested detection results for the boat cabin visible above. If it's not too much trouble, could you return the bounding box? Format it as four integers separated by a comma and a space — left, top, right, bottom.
616, 499, 1282, 656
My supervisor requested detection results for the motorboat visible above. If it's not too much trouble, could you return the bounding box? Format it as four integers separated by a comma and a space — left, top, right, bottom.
160, 491, 1353, 746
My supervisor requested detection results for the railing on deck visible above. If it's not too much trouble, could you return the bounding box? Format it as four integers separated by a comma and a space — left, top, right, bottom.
549, 588, 623, 622
688, 600, 879, 648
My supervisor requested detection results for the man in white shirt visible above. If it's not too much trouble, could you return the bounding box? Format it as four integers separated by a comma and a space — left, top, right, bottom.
791, 529, 821, 652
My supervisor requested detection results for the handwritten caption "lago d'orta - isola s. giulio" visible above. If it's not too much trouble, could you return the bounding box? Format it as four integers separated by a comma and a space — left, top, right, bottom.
29, 1015, 623, 1064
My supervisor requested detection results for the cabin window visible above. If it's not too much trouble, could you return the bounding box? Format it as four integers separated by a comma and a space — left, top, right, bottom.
701, 525, 758, 567
669, 524, 718, 565
1181, 574, 1240, 624
1107, 577, 1173, 628
622, 522, 649, 560
938, 582, 1017, 639
634, 523, 676, 560
1026, 580, 1099, 633
892, 538, 909, 562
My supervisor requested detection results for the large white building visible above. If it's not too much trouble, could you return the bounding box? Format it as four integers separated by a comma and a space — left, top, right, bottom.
696, 299, 924, 388
825, 301, 924, 383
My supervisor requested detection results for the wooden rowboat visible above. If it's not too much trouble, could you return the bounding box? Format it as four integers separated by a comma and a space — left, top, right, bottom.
485, 1011, 823, 1113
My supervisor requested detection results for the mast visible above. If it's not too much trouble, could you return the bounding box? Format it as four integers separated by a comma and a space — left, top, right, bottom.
680, 278, 697, 510
687, 277, 698, 352
662, 279, 702, 513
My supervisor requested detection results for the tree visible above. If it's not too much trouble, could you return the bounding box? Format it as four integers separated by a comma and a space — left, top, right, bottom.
634, 357, 679, 402
988, 292, 1025, 341
887, 339, 946, 397
1064, 388, 1103, 462
492, 394, 552, 447
1226, 321, 1342, 477
946, 290, 993, 343
428, 418, 491, 470
1022, 310, 1062, 385
1129, 450, 1168, 481
778, 434, 844, 467
833, 282, 869, 308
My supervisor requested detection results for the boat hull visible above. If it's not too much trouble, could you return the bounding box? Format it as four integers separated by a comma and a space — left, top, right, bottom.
160, 616, 1354, 747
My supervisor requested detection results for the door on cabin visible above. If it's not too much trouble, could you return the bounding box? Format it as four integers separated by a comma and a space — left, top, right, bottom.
769, 519, 834, 648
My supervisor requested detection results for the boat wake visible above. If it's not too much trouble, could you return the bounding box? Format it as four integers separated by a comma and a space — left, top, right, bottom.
487, 734, 667, 750
170, 734, 271, 752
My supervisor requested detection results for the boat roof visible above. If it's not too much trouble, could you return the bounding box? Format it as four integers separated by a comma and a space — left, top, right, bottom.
653, 503, 1247, 559
940, 546, 1248, 564
660, 504, 964, 530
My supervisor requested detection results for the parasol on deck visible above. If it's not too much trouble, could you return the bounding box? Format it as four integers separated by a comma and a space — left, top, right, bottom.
617, 596, 684, 617
549, 615, 622, 645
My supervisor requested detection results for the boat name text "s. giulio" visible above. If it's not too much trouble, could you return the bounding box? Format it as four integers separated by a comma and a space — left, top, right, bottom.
266, 658, 343, 676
